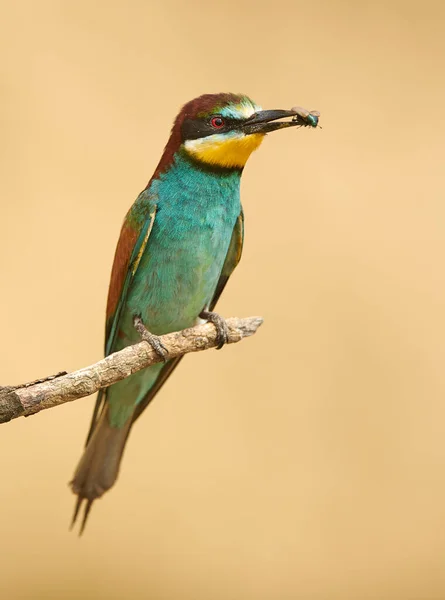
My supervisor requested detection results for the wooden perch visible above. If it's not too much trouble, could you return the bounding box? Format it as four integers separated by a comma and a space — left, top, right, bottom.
0, 316, 263, 424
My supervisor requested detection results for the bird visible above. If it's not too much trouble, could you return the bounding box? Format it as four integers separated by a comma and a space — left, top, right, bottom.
70, 92, 318, 533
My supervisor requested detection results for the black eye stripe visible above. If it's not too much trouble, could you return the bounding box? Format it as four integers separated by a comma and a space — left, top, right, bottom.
182, 117, 241, 140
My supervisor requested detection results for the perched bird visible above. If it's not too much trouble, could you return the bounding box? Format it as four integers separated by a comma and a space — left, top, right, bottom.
71, 93, 318, 533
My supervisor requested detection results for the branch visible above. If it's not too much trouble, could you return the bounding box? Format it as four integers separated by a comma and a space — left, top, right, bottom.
0, 316, 263, 424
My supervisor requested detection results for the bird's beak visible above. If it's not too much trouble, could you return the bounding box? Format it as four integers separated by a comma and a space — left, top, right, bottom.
242, 109, 302, 135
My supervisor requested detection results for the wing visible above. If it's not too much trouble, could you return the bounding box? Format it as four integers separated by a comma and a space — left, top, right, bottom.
105, 196, 157, 355
131, 208, 245, 424
85, 190, 157, 444
209, 208, 244, 311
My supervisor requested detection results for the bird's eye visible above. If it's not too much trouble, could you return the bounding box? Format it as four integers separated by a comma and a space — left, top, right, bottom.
211, 116, 225, 129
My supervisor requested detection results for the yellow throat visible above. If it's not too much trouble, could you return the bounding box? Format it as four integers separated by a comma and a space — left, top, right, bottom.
184, 132, 265, 169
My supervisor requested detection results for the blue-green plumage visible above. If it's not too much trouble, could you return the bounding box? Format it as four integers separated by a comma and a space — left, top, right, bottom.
70, 92, 318, 533
108, 151, 241, 426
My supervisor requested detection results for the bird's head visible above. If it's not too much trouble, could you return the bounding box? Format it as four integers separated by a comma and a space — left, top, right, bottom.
153, 93, 306, 178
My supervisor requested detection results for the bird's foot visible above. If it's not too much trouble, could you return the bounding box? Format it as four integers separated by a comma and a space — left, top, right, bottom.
199, 310, 229, 349
133, 316, 168, 362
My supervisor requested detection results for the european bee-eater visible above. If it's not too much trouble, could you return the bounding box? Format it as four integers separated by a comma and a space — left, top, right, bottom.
71, 93, 319, 533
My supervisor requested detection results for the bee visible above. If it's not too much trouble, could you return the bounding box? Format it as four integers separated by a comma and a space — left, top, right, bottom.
291, 106, 321, 128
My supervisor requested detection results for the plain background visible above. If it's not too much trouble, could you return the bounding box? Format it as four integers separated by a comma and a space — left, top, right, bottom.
1, 1, 445, 598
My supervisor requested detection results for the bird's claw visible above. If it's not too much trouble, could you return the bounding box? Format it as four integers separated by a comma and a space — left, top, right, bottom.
133, 316, 169, 362
199, 310, 229, 349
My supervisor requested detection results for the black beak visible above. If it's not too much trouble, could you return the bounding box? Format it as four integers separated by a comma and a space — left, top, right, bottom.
242, 108, 320, 134
242, 109, 299, 134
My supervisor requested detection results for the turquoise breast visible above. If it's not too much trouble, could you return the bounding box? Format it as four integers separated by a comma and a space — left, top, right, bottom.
108, 152, 241, 425
125, 152, 241, 337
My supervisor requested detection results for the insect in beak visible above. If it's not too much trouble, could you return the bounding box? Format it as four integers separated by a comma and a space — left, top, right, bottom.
291, 106, 322, 129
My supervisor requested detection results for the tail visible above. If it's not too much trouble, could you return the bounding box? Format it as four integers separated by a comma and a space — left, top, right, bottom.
70, 403, 132, 535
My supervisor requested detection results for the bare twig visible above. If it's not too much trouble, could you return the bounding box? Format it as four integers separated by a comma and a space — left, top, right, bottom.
0, 316, 263, 424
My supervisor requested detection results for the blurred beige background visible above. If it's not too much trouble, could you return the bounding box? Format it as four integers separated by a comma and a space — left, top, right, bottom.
1, 0, 445, 598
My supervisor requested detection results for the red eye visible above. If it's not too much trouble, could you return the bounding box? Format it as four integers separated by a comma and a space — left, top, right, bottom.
211, 116, 225, 129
